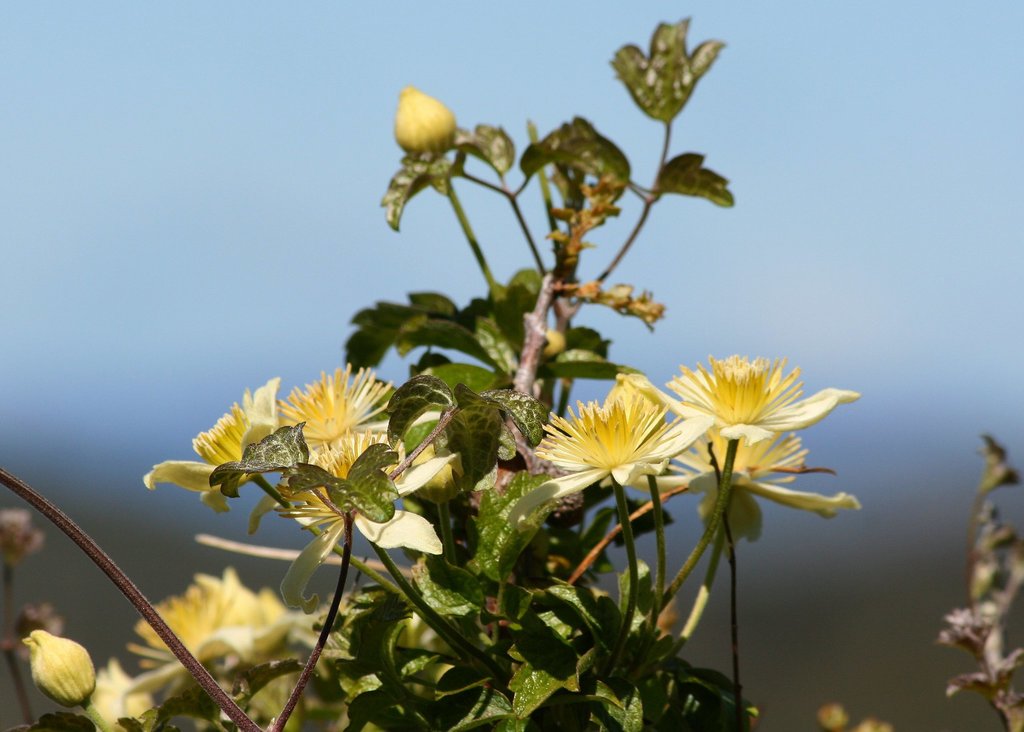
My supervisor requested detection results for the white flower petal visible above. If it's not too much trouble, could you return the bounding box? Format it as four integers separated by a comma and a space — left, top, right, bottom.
719, 423, 777, 446
248, 494, 280, 534
745, 480, 861, 518
241, 377, 281, 448
200, 490, 231, 513
758, 388, 860, 433
508, 468, 608, 529
659, 415, 715, 456
144, 461, 215, 493
355, 511, 442, 554
126, 662, 189, 696
281, 524, 344, 613
395, 453, 458, 496
194, 627, 256, 663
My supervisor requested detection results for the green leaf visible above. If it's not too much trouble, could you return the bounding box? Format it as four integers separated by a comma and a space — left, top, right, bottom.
520, 118, 630, 187
24, 713, 95, 732
446, 385, 505, 492
589, 681, 644, 732
345, 688, 420, 732
675, 665, 755, 732
657, 153, 734, 207
232, 659, 303, 704
545, 585, 621, 651
347, 297, 459, 369
481, 388, 548, 447
387, 374, 455, 445
617, 560, 653, 636
412, 555, 484, 617
155, 685, 221, 725
493, 269, 543, 347
455, 124, 516, 176
344, 443, 401, 522
497, 424, 517, 461
209, 424, 309, 497
408, 291, 458, 316
436, 666, 491, 698
611, 19, 724, 122
397, 315, 502, 369
382, 153, 453, 231
426, 362, 505, 393
509, 612, 579, 717
284, 462, 398, 524
475, 317, 518, 374
470, 472, 550, 582
564, 326, 610, 358
540, 349, 627, 380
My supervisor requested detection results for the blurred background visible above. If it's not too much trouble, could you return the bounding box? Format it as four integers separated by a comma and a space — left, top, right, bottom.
2, 2, 1022, 729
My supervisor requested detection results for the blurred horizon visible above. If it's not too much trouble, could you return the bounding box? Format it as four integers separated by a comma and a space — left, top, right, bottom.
3, 1, 1023, 729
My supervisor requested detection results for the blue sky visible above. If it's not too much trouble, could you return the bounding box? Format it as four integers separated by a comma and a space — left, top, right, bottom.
2, 3, 1022, 727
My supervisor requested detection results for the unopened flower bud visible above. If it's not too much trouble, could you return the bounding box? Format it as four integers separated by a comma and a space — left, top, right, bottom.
23, 630, 96, 707
542, 329, 566, 359
394, 86, 456, 154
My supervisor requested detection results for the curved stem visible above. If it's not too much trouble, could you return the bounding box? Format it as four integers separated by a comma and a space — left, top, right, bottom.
446, 185, 498, 295
2, 564, 33, 723
82, 698, 114, 732
662, 439, 739, 607
0, 468, 261, 732
597, 121, 672, 283
647, 475, 666, 624
604, 480, 639, 675
437, 501, 457, 564
372, 544, 507, 687
673, 530, 724, 652
270, 513, 353, 732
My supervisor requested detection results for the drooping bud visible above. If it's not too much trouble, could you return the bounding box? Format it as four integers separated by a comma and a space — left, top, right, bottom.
0, 508, 44, 567
394, 86, 456, 154
23, 630, 96, 707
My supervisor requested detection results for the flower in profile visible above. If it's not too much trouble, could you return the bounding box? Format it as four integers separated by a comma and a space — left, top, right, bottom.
279, 366, 392, 449
127, 567, 302, 694
628, 355, 859, 446
508, 387, 712, 528
394, 86, 456, 154
275, 432, 452, 612
144, 378, 281, 512
666, 428, 860, 541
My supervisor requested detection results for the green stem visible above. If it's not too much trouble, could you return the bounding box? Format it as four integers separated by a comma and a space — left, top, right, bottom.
372, 544, 507, 686
604, 480, 640, 675
647, 475, 666, 624
527, 120, 559, 234
663, 439, 739, 607
447, 185, 498, 295
437, 501, 458, 564
82, 699, 114, 732
673, 530, 724, 653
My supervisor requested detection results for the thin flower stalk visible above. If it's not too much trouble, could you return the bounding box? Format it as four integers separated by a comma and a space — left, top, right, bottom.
604, 479, 640, 675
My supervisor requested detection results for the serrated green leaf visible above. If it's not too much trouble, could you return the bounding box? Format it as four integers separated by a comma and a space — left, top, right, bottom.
209, 424, 309, 497
611, 20, 724, 122
412, 555, 484, 617
382, 153, 453, 231
481, 388, 548, 447
455, 124, 516, 176
657, 153, 734, 207
232, 659, 303, 704
545, 585, 622, 651
387, 374, 455, 445
446, 385, 505, 492
425, 362, 505, 393
520, 118, 630, 188
397, 315, 502, 369
470, 472, 550, 582
475, 316, 518, 374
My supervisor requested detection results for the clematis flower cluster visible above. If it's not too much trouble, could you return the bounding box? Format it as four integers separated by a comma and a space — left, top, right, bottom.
512, 355, 861, 537
145, 365, 455, 612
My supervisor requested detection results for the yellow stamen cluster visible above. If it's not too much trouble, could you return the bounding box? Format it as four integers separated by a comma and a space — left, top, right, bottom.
536, 395, 672, 472
279, 366, 391, 448
192, 403, 248, 465
668, 355, 802, 426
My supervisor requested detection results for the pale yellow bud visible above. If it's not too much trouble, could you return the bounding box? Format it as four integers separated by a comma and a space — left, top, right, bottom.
394, 86, 456, 154
23, 630, 96, 707
542, 329, 566, 359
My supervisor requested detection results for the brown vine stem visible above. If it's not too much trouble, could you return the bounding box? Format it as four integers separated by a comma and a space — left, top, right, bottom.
513, 273, 556, 400
722, 514, 745, 731
387, 408, 456, 481
566, 484, 690, 586
270, 512, 352, 732
0, 467, 261, 732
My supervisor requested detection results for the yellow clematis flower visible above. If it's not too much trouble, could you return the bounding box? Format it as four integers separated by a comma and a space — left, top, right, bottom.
278, 366, 391, 449
144, 378, 281, 512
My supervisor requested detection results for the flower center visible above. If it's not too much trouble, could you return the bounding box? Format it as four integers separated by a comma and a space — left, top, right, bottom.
192, 404, 248, 465
669, 355, 803, 426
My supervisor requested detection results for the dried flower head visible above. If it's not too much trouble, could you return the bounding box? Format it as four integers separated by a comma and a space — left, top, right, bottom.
0, 508, 44, 566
